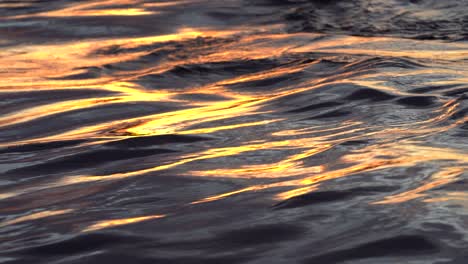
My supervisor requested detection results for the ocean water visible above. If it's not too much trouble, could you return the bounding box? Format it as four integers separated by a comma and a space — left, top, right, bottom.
0, 0, 467, 263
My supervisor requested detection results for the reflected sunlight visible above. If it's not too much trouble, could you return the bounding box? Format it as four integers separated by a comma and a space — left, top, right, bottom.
82, 214, 166, 232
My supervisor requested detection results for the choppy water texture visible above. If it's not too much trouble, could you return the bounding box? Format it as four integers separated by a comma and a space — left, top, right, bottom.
0, 0, 467, 263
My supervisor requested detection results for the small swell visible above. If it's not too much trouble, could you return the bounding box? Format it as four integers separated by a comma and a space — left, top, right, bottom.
304, 235, 439, 263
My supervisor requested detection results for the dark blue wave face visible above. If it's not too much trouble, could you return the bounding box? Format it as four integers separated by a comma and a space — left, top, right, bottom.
0, 1, 467, 264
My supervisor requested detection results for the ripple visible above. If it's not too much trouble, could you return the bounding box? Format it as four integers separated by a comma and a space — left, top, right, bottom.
0, 1, 467, 263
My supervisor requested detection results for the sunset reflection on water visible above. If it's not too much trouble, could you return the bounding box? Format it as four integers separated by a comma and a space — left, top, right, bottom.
0, 0, 467, 262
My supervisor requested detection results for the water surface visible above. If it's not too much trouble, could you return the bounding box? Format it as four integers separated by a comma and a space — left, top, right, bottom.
0, 0, 467, 263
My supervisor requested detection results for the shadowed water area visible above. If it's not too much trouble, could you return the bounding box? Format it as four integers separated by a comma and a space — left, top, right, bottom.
0, 0, 467, 263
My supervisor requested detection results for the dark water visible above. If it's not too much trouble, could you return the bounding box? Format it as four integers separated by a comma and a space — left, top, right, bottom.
0, 0, 467, 263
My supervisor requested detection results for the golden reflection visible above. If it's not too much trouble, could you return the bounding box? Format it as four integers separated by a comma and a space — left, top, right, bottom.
0, 82, 181, 132
0, 28, 236, 92
124, 96, 266, 136
373, 168, 465, 204
3, 30, 468, 94
10, 0, 156, 18
276, 185, 319, 201
291, 35, 468, 60
82, 214, 165, 232
5, 0, 200, 19
0, 136, 330, 200
5, 26, 462, 148
189, 142, 468, 205
1, 112, 465, 204
23, 56, 320, 144
0, 209, 73, 228
180, 119, 281, 135
190, 145, 329, 179
190, 187, 260, 204
192, 159, 395, 204
69, 8, 154, 17
1, 21, 467, 211
424, 192, 468, 210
